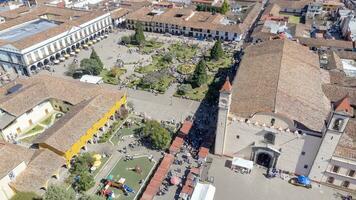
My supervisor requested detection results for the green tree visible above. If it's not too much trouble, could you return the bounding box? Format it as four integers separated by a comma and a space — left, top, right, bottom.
151, 127, 171, 149
132, 22, 145, 45
44, 185, 75, 200
191, 59, 208, 87
121, 35, 131, 45
210, 40, 224, 60
177, 84, 192, 95
74, 171, 95, 192
90, 49, 103, 68
70, 152, 94, 175
162, 53, 173, 63
79, 194, 105, 200
80, 58, 102, 75
142, 120, 171, 149
220, 0, 230, 14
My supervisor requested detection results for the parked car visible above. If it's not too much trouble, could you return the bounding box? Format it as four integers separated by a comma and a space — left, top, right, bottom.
289, 175, 312, 189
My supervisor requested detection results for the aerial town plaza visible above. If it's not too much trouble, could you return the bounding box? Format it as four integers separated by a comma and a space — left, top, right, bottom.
0, 0, 355, 199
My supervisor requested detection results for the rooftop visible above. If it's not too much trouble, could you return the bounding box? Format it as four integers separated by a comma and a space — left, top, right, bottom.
231, 39, 331, 131
0, 19, 58, 42
0, 142, 34, 179
126, 5, 261, 34
0, 6, 107, 50
0, 75, 124, 151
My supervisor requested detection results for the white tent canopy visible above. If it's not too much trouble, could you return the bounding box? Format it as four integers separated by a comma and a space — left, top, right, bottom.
191, 183, 216, 200
231, 157, 254, 170
80, 75, 103, 84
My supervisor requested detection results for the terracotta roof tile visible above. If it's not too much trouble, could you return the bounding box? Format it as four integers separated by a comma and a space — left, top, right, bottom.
180, 120, 193, 135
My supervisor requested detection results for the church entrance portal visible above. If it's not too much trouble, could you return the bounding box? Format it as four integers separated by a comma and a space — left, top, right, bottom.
256, 152, 272, 168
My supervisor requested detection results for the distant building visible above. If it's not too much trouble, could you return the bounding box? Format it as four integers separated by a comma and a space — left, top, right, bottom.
125, 5, 262, 41
341, 14, 356, 41
0, 6, 113, 76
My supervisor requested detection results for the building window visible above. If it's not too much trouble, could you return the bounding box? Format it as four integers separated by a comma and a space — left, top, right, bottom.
348, 170, 355, 177
341, 181, 350, 188
301, 151, 305, 156
16, 127, 21, 134
332, 118, 343, 131
332, 165, 340, 173
326, 176, 334, 184
264, 132, 276, 145
45, 109, 49, 115
271, 118, 275, 126
304, 165, 308, 169
28, 119, 33, 126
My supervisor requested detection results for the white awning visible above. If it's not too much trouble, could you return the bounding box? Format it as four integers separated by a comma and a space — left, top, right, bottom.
231, 157, 254, 170
80, 75, 103, 84
191, 183, 215, 200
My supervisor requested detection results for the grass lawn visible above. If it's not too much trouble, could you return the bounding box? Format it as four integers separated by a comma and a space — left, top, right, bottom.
177, 64, 195, 75
25, 125, 44, 135
41, 114, 53, 126
100, 69, 126, 85
140, 40, 164, 54
175, 75, 214, 101
280, 14, 300, 24
111, 118, 144, 145
105, 157, 155, 200
20, 134, 39, 143
206, 55, 233, 72
11, 191, 40, 200
135, 55, 170, 74
169, 43, 197, 61
138, 72, 175, 93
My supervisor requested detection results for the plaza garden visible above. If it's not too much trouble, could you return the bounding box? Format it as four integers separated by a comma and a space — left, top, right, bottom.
69, 23, 235, 102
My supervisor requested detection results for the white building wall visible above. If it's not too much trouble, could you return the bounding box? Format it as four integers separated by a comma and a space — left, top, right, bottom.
224, 120, 321, 175
1, 101, 54, 140
0, 162, 27, 200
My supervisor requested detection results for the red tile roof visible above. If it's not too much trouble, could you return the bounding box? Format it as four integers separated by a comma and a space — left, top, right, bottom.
220, 78, 232, 93
334, 95, 353, 115
141, 154, 174, 200
180, 120, 193, 135
190, 167, 200, 175
169, 137, 184, 154
198, 147, 209, 158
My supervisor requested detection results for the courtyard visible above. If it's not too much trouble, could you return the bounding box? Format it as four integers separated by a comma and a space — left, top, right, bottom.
99, 156, 156, 200
18, 111, 64, 144
46, 29, 237, 102
208, 155, 348, 200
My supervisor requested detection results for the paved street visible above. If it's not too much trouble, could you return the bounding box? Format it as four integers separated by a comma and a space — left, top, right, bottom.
208, 155, 347, 200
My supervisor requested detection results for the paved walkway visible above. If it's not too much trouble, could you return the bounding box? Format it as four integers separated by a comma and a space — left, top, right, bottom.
208, 155, 348, 200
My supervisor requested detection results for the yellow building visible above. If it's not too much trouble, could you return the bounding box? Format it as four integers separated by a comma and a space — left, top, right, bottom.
0, 75, 126, 166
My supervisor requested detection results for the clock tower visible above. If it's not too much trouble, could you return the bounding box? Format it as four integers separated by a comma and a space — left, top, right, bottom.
215, 77, 232, 155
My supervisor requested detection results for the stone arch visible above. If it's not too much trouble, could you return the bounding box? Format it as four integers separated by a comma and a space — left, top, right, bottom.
55, 53, 61, 59
66, 48, 71, 54
50, 56, 55, 62
76, 43, 80, 48
43, 59, 50, 65
61, 50, 66, 55
37, 62, 43, 68
71, 45, 76, 50
30, 65, 36, 71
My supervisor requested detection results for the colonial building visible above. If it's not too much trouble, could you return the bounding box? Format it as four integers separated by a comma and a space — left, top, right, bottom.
0, 75, 126, 166
0, 6, 113, 76
125, 5, 262, 41
215, 39, 356, 191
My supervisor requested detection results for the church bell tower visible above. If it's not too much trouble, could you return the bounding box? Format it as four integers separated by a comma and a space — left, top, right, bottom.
214, 77, 232, 155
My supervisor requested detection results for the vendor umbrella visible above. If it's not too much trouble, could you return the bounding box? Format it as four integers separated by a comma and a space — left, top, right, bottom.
170, 176, 181, 185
